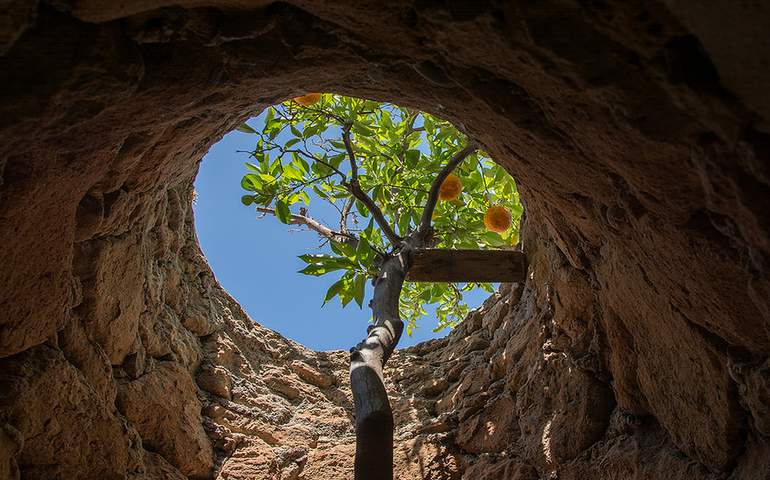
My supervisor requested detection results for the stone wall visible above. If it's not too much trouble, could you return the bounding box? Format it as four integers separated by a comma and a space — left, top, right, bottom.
1, 1, 768, 479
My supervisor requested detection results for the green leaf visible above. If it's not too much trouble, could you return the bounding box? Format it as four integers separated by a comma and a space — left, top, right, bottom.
330, 240, 356, 259
241, 195, 254, 206
353, 122, 374, 137
397, 211, 411, 236
481, 231, 508, 247
356, 236, 373, 263
329, 153, 346, 169
236, 123, 257, 134
380, 110, 393, 129
283, 163, 304, 181
298, 253, 354, 270
312, 185, 329, 200
323, 278, 346, 305
253, 193, 273, 205
240, 175, 256, 191
352, 274, 366, 308
297, 156, 310, 174
298, 264, 344, 276
258, 173, 276, 184
275, 199, 292, 224
340, 288, 354, 307
362, 218, 375, 239
404, 149, 420, 167
299, 253, 329, 264
337, 272, 355, 307
269, 158, 282, 175
355, 199, 369, 218
418, 287, 433, 302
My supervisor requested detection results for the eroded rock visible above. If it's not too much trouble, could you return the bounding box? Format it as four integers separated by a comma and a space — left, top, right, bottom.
0, 1, 769, 479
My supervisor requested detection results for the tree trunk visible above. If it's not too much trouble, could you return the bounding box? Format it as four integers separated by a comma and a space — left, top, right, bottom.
349, 244, 413, 480
347, 141, 475, 479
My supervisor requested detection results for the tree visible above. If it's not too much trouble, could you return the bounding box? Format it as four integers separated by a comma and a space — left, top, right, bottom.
238, 94, 522, 479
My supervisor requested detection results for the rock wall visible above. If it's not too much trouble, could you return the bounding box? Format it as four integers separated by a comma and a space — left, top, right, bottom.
1, 1, 769, 479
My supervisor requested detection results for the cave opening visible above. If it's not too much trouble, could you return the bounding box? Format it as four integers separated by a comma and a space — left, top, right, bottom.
1, 2, 768, 479
192, 93, 525, 350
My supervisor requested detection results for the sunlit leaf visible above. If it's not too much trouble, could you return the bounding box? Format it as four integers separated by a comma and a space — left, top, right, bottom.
275, 199, 291, 224
299, 264, 344, 276
352, 274, 366, 308
323, 278, 346, 305
283, 163, 304, 181
405, 149, 420, 167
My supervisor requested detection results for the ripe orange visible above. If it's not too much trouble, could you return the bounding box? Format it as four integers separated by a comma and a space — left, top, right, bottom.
484, 205, 512, 233
292, 93, 322, 106
438, 173, 462, 201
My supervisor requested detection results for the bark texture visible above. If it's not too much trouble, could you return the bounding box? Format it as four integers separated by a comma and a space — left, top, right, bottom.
1, 1, 769, 479
349, 254, 403, 480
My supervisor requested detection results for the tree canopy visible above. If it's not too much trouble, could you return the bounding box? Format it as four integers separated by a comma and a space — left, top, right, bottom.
238, 94, 523, 334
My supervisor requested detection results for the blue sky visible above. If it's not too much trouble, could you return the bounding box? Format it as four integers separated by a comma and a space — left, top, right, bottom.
193, 110, 491, 351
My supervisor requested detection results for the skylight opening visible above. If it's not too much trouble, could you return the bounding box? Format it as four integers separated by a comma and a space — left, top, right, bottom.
194, 94, 523, 350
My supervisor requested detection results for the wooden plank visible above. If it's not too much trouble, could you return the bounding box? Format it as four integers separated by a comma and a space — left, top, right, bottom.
406, 249, 527, 283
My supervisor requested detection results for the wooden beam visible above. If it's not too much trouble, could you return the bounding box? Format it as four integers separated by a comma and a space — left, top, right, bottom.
406, 249, 527, 283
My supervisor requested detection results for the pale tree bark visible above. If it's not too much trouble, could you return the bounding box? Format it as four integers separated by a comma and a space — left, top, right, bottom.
255, 206, 357, 246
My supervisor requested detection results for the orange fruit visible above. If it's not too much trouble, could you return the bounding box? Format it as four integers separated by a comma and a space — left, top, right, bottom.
438, 173, 462, 200
484, 205, 512, 233
292, 93, 322, 106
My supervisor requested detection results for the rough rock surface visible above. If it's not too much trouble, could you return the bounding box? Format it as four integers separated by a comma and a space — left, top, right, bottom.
1, 1, 769, 479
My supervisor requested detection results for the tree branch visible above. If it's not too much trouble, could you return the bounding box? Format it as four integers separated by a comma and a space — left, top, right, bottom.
342, 124, 360, 181
349, 243, 410, 480
342, 125, 402, 246
416, 142, 478, 236
340, 197, 354, 234
256, 206, 357, 245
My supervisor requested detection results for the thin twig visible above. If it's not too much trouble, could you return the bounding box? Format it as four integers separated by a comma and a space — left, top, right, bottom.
341, 126, 402, 246
256, 206, 357, 245
283, 173, 337, 195
417, 142, 478, 236
269, 145, 347, 183
340, 197, 354, 234
342, 124, 360, 181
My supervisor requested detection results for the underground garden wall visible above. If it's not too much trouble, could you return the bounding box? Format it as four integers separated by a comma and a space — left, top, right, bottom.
1, 1, 769, 479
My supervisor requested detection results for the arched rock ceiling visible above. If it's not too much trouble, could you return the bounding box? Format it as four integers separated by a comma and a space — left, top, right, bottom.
0, 1, 768, 479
